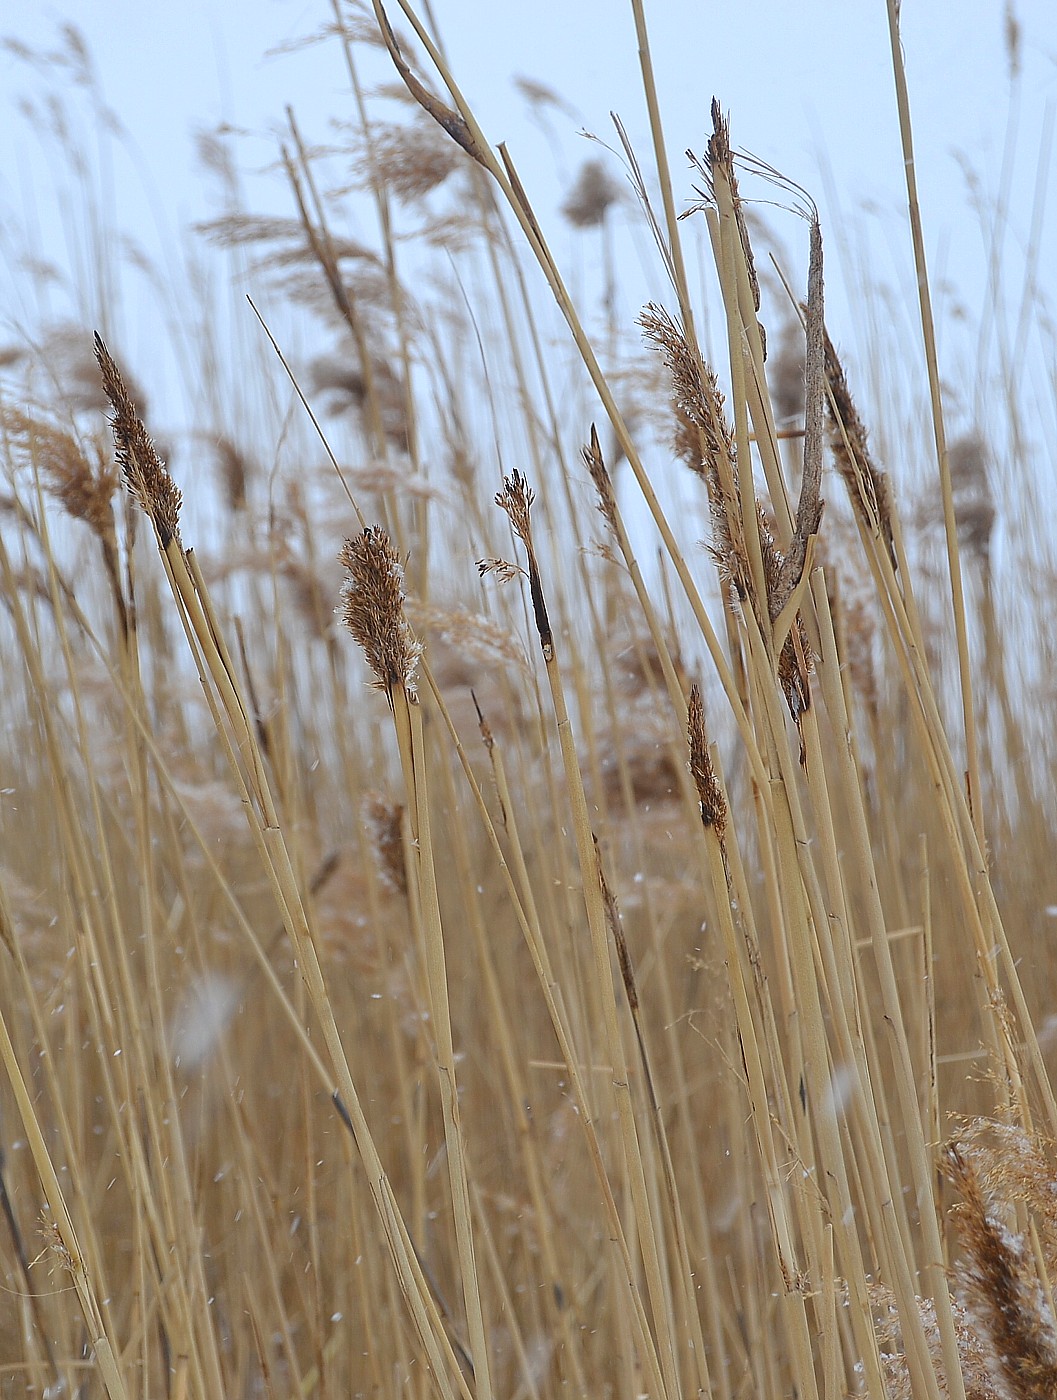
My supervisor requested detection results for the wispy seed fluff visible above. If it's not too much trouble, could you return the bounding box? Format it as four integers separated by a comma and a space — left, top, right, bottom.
338, 526, 421, 698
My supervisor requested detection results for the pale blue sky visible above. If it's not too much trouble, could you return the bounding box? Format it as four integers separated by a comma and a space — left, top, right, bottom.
1, 1, 1054, 461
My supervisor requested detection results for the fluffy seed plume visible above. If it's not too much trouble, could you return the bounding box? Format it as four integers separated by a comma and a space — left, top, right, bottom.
338, 526, 421, 698
950, 433, 997, 565
945, 1138, 1057, 1400
1, 405, 117, 544
354, 116, 464, 206
687, 684, 727, 840
639, 304, 748, 596
94, 333, 182, 548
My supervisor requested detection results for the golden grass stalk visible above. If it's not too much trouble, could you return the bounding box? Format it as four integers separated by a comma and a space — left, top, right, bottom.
94, 339, 471, 1399
339, 524, 495, 1400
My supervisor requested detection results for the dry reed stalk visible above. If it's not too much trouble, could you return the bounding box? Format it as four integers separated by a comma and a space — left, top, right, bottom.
884, 0, 983, 859
821, 339, 1057, 1142
339, 525, 495, 1400
420, 655, 672, 1397
94, 340, 471, 1400
686, 687, 826, 1400
488, 470, 684, 1400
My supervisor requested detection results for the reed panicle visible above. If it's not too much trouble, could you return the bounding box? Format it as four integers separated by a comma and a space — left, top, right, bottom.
94, 332, 182, 547
945, 1134, 1057, 1400
338, 525, 421, 697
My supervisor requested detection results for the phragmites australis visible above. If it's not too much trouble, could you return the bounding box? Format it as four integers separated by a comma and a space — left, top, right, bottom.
638, 303, 746, 593
950, 433, 997, 565
687, 683, 727, 840
943, 1132, 1057, 1400
487, 470, 553, 658
0, 405, 117, 545
363, 792, 408, 897
823, 330, 895, 567
353, 116, 464, 206
561, 158, 622, 229
581, 423, 618, 537
94, 332, 182, 548
701, 97, 762, 326
338, 526, 421, 699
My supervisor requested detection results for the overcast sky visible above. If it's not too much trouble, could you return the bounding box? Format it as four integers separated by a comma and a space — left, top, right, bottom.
0, 1, 1054, 451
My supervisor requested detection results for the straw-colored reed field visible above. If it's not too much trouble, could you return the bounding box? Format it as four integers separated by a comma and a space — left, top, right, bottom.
1, 4, 1056, 1398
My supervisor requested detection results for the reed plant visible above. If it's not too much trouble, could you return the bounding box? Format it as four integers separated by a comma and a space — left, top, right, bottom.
1, 5, 1056, 1399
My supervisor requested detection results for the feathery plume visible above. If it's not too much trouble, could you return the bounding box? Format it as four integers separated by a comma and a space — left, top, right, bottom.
94, 333, 182, 547
338, 526, 421, 698
363, 793, 408, 896
0, 405, 117, 543
582, 423, 618, 536
945, 1136, 1057, 1400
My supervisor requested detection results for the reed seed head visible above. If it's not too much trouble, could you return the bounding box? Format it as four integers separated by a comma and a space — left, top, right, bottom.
687, 683, 727, 840
94, 332, 182, 547
582, 424, 618, 536
945, 1138, 1057, 1400
494, 470, 535, 548
338, 526, 421, 698
562, 158, 622, 229
823, 332, 894, 565
1, 405, 117, 543
363, 792, 408, 896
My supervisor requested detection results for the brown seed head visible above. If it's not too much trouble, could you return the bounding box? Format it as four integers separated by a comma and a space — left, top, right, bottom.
823, 332, 894, 566
338, 526, 421, 698
494, 470, 535, 548
639, 303, 749, 602
363, 792, 408, 897
356, 116, 464, 206
562, 158, 622, 229
1, 405, 117, 543
94, 333, 182, 547
582, 424, 618, 535
687, 684, 727, 840
950, 434, 996, 564
704, 99, 760, 313
944, 1138, 1057, 1400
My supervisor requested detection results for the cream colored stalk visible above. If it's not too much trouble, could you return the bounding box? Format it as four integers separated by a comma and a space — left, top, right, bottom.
95, 339, 470, 1400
